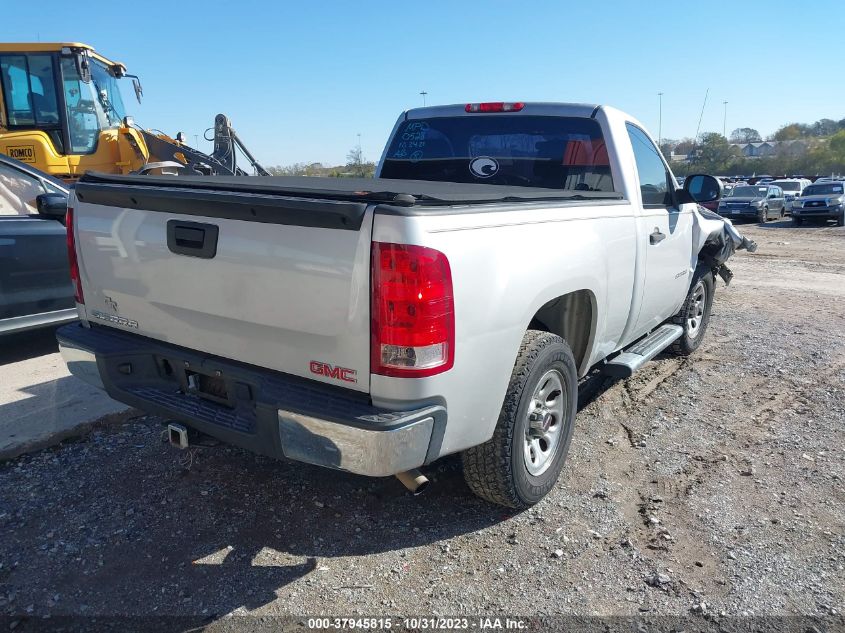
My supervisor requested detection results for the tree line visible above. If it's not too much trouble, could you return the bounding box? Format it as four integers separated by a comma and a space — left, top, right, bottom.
664, 115, 845, 177
267, 145, 375, 178
266, 115, 845, 180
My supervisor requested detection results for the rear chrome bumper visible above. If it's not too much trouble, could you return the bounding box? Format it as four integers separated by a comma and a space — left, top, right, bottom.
278, 410, 436, 477
56, 324, 443, 477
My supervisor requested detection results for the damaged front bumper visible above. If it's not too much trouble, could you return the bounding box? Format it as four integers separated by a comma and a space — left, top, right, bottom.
692, 205, 757, 285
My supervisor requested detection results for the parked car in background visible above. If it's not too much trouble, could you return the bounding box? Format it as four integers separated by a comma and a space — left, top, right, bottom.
0, 154, 75, 334
791, 181, 845, 226
718, 184, 785, 222
771, 178, 811, 214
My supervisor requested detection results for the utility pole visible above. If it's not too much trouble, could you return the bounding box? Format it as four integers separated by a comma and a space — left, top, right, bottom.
657, 92, 663, 148
722, 101, 728, 138
420, 91, 428, 106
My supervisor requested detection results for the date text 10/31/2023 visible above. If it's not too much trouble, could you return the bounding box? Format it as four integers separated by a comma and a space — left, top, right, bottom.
306, 617, 528, 630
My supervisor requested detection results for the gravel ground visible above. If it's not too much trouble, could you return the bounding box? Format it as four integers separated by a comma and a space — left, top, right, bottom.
0, 219, 843, 625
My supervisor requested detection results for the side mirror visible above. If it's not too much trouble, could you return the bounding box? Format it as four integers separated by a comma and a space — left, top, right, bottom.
36, 193, 68, 222
130, 76, 144, 104
681, 174, 722, 204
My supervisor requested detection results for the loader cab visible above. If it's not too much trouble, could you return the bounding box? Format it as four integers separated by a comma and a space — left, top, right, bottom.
0, 43, 144, 180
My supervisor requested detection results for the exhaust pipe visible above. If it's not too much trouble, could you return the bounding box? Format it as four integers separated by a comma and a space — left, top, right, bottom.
395, 469, 430, 495
167, 423, 189, 449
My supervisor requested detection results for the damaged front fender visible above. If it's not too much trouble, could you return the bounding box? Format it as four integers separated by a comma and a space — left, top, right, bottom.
691, 205, 757, 286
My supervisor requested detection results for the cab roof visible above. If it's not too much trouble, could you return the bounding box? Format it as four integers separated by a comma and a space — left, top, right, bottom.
405, 102, 600, 120
0, 42, 126, 72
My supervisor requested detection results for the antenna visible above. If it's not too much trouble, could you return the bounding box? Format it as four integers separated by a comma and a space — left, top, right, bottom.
694, 88, 709, 142
689, 88, 710, 164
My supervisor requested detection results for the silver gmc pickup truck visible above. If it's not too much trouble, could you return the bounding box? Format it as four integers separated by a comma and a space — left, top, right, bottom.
57, 102, 753, 508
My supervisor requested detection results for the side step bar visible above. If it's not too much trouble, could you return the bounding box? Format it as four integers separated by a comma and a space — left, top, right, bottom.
602, 324, 683, 378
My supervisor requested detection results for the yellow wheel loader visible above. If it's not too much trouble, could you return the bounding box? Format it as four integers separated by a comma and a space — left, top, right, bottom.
0, 43, 267, 180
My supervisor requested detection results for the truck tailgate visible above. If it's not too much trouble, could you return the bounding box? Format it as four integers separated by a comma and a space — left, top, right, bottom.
72, 180, 373, 392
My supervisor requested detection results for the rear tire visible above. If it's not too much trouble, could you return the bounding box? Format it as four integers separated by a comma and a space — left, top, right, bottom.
462, 330, 577, 509
670, 273, 714, 356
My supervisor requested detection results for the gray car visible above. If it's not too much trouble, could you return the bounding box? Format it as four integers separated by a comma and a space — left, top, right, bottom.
0, 154, 75, 334
791, 181, 845, 226
717, 184, 786, 223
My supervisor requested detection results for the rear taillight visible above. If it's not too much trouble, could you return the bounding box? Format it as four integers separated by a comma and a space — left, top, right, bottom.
65, 208, 84, 304
371, 242, 454, 377
465, 102, 525, 113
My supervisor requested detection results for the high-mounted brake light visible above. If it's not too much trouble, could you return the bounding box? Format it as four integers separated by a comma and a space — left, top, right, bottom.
465, 102, 525, 113
371, 242, 454, 377
65, 208, 84, 304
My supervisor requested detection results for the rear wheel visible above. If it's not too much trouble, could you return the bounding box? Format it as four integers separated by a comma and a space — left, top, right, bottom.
462, 330, 577, 508
670, 273, 714, 356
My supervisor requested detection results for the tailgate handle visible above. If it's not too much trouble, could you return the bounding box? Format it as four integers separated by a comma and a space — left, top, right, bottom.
167, 220, 219, 258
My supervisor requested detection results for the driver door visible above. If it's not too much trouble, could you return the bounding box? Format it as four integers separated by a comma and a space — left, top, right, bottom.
626, 124, 694, 336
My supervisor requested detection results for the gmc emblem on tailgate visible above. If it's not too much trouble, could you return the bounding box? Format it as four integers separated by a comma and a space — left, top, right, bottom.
310, 361, 357, 383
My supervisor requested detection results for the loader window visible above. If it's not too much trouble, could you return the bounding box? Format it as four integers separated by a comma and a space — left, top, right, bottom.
61, 57, 108, 154
0, 54, 60, 127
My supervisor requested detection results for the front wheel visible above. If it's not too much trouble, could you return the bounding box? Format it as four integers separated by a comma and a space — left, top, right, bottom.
793, 216, 804, 226
462, 330, 577, 508
837, 213, 844, 227
670, 273, 714, 356
758, 206, 768, 223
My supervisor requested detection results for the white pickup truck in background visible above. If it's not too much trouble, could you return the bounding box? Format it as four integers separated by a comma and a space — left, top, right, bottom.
57, 102, 753, 508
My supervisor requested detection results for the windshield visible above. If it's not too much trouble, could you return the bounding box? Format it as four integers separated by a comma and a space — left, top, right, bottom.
773, 181, 800, 191
380, 115, 614, 191
90, 60, 126, 126
727, 186, 765, 197
803, 183, 844, 196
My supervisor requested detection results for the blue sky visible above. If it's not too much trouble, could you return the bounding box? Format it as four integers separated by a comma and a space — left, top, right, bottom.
4, 0, 841, 167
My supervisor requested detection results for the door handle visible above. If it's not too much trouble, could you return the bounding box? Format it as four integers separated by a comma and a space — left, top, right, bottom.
650, 228, 666, 245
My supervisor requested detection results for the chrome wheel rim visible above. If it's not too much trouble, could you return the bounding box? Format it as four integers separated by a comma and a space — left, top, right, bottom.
523, 369, 566, 476
687, 281, 706, 339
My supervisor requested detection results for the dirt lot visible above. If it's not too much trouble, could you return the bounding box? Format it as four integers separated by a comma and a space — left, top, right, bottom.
1, 219, 843, 624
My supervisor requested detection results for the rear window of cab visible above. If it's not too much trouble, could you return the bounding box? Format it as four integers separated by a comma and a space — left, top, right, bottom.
380, 116, 614, 193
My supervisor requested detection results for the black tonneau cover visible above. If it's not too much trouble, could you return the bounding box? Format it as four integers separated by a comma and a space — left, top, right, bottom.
77, 172, 623, 207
